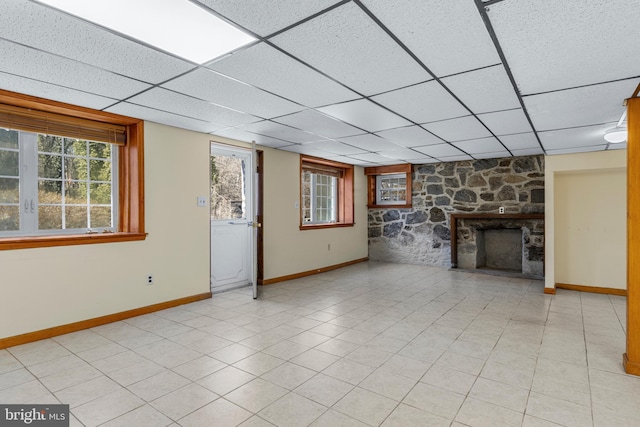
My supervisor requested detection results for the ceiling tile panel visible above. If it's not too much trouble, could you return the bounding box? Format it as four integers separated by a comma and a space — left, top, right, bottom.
241, 121, 321, 144
524, 79, 635, 131
303, 140, 368, 156
546, 145, 608, 156
348, 153, 397, 164
0, 39, 150, 99
273, 110, 364, 139
336, 134, 400, 152
608, 143, 627, 151
442, 65, 521, 114
477, 109, 532, 136
488, 0, 640, 94
208, 43, 358, 107
361, 0, 501, 77
0, 72, 117, 110
318, 99, 411, 132
498, 133, 541, 151
279, 144, 332, 158
271, 2, 429, 95
452, 137, 506, 155
371, 81, 468, 124
410, 157, 439, 164
314, 154, 360, 164
163, 68, 304, 119
0, 0, 194, 84
539, 123, 618, 151
437, 155, 474, 162
511, 148, 545, 156
375, 126, 443, 148
422, 116, 491, 142
127, 88, 261, 127
105, 103, 222, 134
473, 151, 511, 159
212, 128, 292, 148
194, 0, 341, 37
376, 148, 427, 161
413, 144, 465, 158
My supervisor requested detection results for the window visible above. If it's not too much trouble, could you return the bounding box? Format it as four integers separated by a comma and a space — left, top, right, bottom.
365, 164, 412, 208
0, 89, 145, 250
302, 172, 337, 224
1, 130, 117, 236
376, 174, 407, 205
300, 155, 354, 229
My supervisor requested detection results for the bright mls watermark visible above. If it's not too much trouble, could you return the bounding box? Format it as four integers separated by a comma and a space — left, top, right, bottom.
0, 405, 69, 426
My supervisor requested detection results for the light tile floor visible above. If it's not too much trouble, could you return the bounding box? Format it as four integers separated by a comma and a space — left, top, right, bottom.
2, 261, 639, 426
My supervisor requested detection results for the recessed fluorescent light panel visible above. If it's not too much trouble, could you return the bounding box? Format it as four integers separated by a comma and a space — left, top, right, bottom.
38, 0, 257, 64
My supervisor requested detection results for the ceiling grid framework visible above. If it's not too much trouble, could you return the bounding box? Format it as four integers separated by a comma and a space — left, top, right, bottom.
0, 0, 635, 166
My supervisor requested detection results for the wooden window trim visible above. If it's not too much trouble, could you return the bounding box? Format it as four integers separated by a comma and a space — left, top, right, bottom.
365, 163, 412, 209
0, 89, 146, 250
300, 155, 354, 230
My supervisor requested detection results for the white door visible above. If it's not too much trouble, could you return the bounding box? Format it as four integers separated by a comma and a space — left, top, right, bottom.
210, 144, 255, 294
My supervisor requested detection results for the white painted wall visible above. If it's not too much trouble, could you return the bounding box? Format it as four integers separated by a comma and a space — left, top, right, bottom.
545, 150, 627, 290
0, 122, 368, 339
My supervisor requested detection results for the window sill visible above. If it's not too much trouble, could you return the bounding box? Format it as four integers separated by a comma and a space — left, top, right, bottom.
367, 204, 412, 209
0, 232, 148, 251
300, 223, 354, 231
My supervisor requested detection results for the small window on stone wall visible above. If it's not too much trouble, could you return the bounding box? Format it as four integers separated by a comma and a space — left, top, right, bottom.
376, 174, 407, 205
365, 164, 412, 209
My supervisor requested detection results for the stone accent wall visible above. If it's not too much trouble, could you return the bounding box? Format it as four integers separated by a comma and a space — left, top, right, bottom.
368, 155, 545, 268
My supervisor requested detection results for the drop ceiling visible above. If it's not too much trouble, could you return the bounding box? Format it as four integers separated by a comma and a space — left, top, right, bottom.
1, 0, 637, 166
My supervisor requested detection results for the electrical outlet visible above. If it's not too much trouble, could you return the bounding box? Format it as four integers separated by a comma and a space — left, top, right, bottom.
197, 196, 207, 207
499, 206, 505, 214
147, 274, 154, 285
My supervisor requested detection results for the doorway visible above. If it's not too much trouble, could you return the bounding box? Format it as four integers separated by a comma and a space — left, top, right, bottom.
209, 143, 262, 294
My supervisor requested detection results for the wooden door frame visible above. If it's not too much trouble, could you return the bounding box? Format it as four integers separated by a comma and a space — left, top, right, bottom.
625, 87, 640, 376
257, 150, 264, 285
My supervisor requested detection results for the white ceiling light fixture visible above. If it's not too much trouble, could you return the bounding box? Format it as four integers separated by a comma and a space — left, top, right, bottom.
604, 110, 628, 144
37, 0, 257, 64
604, 128, 628, 144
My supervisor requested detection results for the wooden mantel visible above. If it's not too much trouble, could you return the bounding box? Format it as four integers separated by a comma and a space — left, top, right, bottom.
449, 213, 545, 268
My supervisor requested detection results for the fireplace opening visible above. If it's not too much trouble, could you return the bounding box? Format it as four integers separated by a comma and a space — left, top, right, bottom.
450, 214, 544, 279
476, 229, 523, 273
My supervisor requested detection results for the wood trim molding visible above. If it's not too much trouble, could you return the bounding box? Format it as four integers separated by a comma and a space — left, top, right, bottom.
0, 292, 212, 349
555, 283, 627, 296
544, 287, 556, 295
261, 257, 369, 285
298, 223, 355, 231
300, 154, 354, 229
364, 164, 412, 175
626, 90, 640, 376
0, 89, 140, 126
365, 164, 412, 209
450, 213, 544, 268
624, 353, 640, 376
0, 232, 147, 250
0, 89, 145, 250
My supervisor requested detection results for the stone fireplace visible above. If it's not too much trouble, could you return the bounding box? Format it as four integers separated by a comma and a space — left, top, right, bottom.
451, 213, 544, 278
368, 155, 545, 272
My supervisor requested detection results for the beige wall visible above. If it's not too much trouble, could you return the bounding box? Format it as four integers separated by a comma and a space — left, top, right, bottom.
259, 148, 368, 279
545, 150, 627, 290
0, 122, 368, 340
